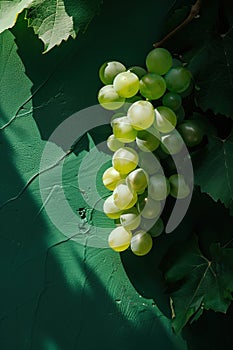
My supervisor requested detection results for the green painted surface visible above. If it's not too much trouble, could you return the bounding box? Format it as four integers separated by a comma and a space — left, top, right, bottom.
0, 1, 232, 349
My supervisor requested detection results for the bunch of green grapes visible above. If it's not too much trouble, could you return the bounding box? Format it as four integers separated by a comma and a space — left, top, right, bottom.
98, 48, 205, 256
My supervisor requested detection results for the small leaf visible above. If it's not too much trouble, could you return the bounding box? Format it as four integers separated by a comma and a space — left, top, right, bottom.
0, 0, 33, 33
161, 235, 233, 333
193, 131, 233, 213
26, 0, 76, 53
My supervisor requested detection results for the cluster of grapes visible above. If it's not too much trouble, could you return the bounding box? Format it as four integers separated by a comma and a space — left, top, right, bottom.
97, 48, 204, 256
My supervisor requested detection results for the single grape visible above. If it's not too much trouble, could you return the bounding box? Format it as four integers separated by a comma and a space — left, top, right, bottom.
120, 207, 141, 230
98, 85, 125, 110
172, 58, 183, 67
126, 168, 148, 193
127, 100, 155, 130
140, 217, 164, 237
176, 105, 185, 123
103, 195, 123, 219
154, 106, 177, 133
129, 66, 147, 79
139, 197, 162, 219
108, 226, 132, 252
160, 130, 184, 155
112, 147, 139, 174
102, 166, 125, 191
149, 217, 164, 237
138, 152, 161, 175
107, 134, 124, 152
112, 116, 137, 143
164, 67, 192, 93
113, 183, 138, 210
111, 112, 125, 125
113, 71, 139, 98
136, 127, 160, 152
123, 95, 142, 113
169, 174, 190, 199
140, 73, 166, 100
148, 174, 170, 201
180, 79, 194, 97
162, 92, 182, 111
177, 120, 204, 147
130, 230, 153, 256
99, 61, 126, 85
146, 48, 172, 75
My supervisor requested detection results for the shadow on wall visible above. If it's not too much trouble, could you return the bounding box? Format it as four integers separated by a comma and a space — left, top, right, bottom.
0, 119, 184, 349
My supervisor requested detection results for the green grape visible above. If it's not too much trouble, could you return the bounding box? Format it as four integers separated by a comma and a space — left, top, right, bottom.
99, 61, 126, 85
138, 152, 161, 175
140, 73, 166, 100
154, 106, 177, 133
108, 226, 132, 252
126, 168, 148, 193
164, 67, 192, 93
136, 127, 160, 152
177, 120, 204, 147
160, 130, 184, 155
112, 147, 139, 174
148, 174, 170, 200
127, 100, 155, 130
180, 80, 194, 97
120, 207, 141, 230
112, 116, 137, 143
107, 134, 124, 152
169, 174, 190, 199
141, 217, 164, 237
111, 112, 125, 125
103, 195, 123, 219
113, 183, 138, 210
130, 230, 153, 256
123, 95, 142, 113
146, 48, 172, 75
140, 197, 162, 219
172, 58, 182, 67
98, 85, 125, 110
176, 105, 185, 123
150, 218, 164, 237
102, 166, 125, 191
113, 71, 140, 98
129, 66, 147, 79
149, 217, 164, 237
162, 92, 182, 111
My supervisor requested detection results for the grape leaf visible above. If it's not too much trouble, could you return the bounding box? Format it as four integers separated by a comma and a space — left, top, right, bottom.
0, 0, 33, 33
189, 26, 233, 118
25, 0, 76, 53
193, 131, 233, 214
0, 0, 103, 53
162, 235, 233, 333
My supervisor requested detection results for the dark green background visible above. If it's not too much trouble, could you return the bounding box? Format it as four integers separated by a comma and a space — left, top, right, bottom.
0, 0, 232, 349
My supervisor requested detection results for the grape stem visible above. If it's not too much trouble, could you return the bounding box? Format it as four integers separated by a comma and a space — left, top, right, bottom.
153, 0, 202, 48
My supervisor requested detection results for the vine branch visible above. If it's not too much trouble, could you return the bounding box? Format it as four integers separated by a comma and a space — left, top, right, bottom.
153, 0, 202, 48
